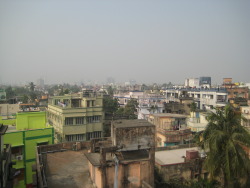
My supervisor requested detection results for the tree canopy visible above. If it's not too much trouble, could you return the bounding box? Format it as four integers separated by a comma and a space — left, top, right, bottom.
197, 105, 250, 187
117, 98, 138, 119
103, 96, 119, 116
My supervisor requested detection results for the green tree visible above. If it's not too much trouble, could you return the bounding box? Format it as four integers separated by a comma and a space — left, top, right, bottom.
29, 82, 36, 92
103, 96, 119, 116
64, 88, 70, 94
29, 92, 37, 103
150, 105, 159, 113
190, 102, 197, 117
190, 102, 197, 112
22, 94, 29, 103
198, 105, 250, 187
5, 86, 15, 99
123, 98, 138, 119
107, 86, 114, 96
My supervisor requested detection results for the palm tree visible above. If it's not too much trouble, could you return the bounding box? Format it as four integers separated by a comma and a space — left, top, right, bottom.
29, 82, 36, 92
198, 105, 250, 187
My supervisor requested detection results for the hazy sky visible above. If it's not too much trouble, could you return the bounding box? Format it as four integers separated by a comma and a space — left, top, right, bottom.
1, 0, 249, 85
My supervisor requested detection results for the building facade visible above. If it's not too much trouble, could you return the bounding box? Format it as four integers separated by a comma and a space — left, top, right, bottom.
0, 104, 19, 120
0, 124, 14, 188
148, 113, 192, 147
137, 94, 167, 120
185, 78, 199, 88
155, 147, 207, 182
85, 119, 155, 188
47, 91, 104, 142
3, 111, 54, 188
164, 88, 228, 110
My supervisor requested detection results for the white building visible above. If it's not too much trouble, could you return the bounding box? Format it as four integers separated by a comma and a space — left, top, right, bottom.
187, 112, 208, 132
164, 88, 228, 110
114, 91, 144, 106
241, 106, 250, 131
185, 78, 199, 88
137, 94, 167, 120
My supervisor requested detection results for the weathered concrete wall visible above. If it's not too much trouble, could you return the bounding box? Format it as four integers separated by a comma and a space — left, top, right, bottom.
113, 126, 155, 151
156, 162, 192, 181
89, 159, 154, 188
0, 104, 19, 119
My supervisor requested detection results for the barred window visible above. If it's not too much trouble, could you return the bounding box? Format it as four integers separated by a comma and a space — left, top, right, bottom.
66, 134, 85, 141
86, 131, 102, 140
76, 117, 84, 125
65, 117, 73, 125
87, 116, 101, 123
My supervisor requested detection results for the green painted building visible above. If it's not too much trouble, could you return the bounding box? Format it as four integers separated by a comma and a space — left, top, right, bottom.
4, 111, 54, 188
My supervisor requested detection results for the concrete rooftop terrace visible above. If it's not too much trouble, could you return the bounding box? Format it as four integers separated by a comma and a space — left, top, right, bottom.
150, 113, 187, 118
112, 119, 154, 128
46, 150, 94, 188
155, 147, 198, 165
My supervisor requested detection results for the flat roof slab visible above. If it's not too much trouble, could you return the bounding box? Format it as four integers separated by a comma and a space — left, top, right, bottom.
155, 147, 198, 165
46, 150, 94, 188
112, 119, 154, 128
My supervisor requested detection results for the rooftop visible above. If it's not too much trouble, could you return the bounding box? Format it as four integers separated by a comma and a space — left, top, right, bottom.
155, 147, 198, 165
85, 149, 149, 167
150, 113, 187, 118
46, 150, 94, 188
112, 119, 154, 128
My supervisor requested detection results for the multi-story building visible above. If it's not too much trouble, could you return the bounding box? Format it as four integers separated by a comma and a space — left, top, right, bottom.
241, 106, 250, 131
137, 94, 167, 120
35, 119, 155, 188
0, 124, 14, 188
47, 91, 104, 142
4, 111, 54, 188
86, 119, 155, 188
155, 147, 207, 182
113, 90, 144, 106
185, 78, 199, 88
164, 88, 228, 110
148, 113, 192, 147
187, 112, 208, 132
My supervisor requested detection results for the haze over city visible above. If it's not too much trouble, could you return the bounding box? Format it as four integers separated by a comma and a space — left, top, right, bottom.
1, 0, 249, 85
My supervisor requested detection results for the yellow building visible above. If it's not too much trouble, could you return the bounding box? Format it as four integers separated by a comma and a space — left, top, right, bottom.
148, 113, 192, 147
47, 91, 104, 142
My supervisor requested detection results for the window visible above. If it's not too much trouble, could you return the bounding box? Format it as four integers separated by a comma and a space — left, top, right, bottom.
66, 134, 85, 141
11, 146, 23, 160
76, 117, 84, 125
93, 116, 101, 122
86, 131, 102, 140
87, 116, 101, 123
65, 117, 73, 125
54, 99, 60, 105
66, 135, 73, 142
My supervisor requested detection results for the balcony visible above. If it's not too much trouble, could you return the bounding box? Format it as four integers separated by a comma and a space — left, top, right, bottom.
157, 128, 192, 143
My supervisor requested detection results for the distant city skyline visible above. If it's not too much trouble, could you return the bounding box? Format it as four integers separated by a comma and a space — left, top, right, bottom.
1, 1, 249, 85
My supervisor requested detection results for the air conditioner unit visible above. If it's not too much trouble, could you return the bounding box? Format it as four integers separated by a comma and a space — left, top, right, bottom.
16, 155, 23, 160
